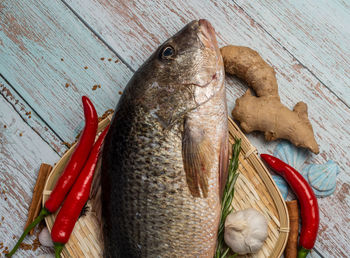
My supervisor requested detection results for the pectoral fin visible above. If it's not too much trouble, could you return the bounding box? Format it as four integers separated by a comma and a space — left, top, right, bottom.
182, 122, 213, 198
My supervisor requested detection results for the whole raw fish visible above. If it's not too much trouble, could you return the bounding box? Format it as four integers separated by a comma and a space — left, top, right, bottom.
101, 19, 228, 257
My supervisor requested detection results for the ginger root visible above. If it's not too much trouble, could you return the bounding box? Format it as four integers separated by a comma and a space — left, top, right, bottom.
221, 46, 319, 154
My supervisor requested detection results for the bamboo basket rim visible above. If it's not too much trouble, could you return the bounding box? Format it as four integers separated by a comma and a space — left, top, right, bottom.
43, 115, 289, 258
227, 118, 289, 257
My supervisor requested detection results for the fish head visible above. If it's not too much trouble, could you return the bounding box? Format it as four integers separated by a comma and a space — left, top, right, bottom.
122, 20, 225, 127
151, 19, 224, 104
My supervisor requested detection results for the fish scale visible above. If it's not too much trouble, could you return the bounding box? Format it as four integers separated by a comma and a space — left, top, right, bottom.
101, 19, 227, 257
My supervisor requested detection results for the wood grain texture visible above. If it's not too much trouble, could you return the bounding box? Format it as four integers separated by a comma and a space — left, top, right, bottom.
0, 0, 133, 143
308, 250, 323, 258
1, 0, 349, 256
59, 0, 350, 256
234, 0, 350, 106
0, 77, 66, 155
0, 94, 59, 257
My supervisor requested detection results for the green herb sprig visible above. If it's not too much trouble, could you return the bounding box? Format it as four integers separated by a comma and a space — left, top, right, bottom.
215, 138, 241, 258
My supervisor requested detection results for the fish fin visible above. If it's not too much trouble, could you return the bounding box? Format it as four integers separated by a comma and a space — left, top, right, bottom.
219, 132, 229, 199
182, 121, 213, 198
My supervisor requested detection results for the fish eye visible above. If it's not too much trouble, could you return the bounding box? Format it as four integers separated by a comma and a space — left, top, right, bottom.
159, 45, 175, 59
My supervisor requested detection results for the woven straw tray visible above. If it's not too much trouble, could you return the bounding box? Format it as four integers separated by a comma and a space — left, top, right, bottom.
43, 115, 289, 257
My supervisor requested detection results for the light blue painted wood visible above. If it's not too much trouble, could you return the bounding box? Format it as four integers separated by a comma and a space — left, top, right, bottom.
308, 249, 323, 258
0, 0, 133, 143
235, 0, 350, 106
0, 77, 67, 155
1, 0, 349, 256
0, 94, 59, 257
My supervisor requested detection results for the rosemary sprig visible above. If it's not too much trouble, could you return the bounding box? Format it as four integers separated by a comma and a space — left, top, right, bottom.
215, 138, 241, 258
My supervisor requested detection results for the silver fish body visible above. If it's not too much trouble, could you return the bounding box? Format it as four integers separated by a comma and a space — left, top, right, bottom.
101, 19, 228, 257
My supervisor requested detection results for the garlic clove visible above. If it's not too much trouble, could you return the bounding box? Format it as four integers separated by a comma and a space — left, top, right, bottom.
39, 227, 54, 247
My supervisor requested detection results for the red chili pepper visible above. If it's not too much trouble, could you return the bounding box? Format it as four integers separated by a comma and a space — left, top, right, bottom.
51, 125, 109, 258
45, 96, 98, 212
7, 96, 98, 257
261, 154, 319, 258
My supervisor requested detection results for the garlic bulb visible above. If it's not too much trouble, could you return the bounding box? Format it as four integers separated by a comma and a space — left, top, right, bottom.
224, 208, 268, 255
38, 227, 54, 247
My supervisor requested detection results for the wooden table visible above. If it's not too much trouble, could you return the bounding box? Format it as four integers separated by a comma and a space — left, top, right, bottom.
0, 0, 349, 257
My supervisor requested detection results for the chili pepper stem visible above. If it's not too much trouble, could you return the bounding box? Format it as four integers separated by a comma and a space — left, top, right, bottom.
6, 208, 51, 257
54, 243, 64, 258
297, 247, 310, 258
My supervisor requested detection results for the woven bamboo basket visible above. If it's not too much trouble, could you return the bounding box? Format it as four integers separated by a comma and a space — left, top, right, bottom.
43, 115, 289, 258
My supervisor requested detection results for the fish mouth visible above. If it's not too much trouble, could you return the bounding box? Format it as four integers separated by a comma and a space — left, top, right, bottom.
197, 19, 223, 85
199, 73, 218, 88
183, 72, 218, 88
198, 19, 220, 53
182, 20, 223, 92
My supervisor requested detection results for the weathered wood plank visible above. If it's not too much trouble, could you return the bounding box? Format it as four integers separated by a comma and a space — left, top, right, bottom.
60, 0, 350, 256
0, 77, 66, 156
0, 94, 59, 257
308, 249, 323, 258
0, 0, 133, 143
234, 0, 350, 106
